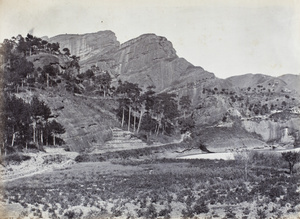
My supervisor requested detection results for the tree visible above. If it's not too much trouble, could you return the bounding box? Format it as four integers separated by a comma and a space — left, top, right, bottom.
42, 64, 59, 87
136, 86, 156, 133
234, 151, 253, 180
25, 34, 34, 56
152, 92, 179, 135
178, 116, 195, 134
30, 96, 51, 147
117, 98, 130, 128
48, 120, 65, 145
69, 55, 80, 73
95, 71, 112, 97
179, 95, 191, 118
140, 113, 157, 139
282, 151, 300, 174
62, 48, 71, 56
4, 95, 31, 149
50, 42, 60, 53
16, 35, 28, 56
116, 81, 141, 131
0, 38, 15, 63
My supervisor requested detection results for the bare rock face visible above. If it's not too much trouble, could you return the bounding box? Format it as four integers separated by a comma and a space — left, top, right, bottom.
82, 33, 214, 91
50, 31, 216, 92
242, 118, 299, 144
49, 30, 120, 62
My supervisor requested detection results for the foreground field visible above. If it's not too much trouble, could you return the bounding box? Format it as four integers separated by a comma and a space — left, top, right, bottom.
1, 149, 300, 219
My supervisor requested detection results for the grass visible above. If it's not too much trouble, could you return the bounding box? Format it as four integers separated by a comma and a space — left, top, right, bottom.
2, 152, 300, 218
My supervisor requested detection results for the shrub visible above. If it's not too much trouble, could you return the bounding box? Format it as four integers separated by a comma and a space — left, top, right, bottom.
269, 185, 285, 201
102, 129, 113, 142
249, 151, 282, 168
181, 208, 194, 218
75, 154, 105, 162
193, 202, 209, 214
64, 210, 75, 219
158, 208, 171, 217
145, 204, 157, 219
225, 207, 236, 218
4, 153, 31, 165
282, 151, 300, 174
257, 208, 267, 219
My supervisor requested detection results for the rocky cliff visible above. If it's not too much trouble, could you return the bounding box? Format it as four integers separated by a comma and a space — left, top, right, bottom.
51, 32, 215, 91
90, 34, 215, 91
242, 117, 300, 145
49, 30, 120, 62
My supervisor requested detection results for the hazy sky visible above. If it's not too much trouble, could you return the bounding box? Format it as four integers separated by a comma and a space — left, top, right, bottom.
1, 0, 299, 78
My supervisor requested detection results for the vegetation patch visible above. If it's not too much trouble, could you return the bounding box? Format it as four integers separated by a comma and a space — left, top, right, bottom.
2, 151, 300, 218
3, 153, 31, 165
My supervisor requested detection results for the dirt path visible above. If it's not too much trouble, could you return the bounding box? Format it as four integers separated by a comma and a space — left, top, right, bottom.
2, 147, 78, 182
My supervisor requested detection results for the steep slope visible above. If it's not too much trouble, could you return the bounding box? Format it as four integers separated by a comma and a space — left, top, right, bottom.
90, 34, 215, 91
51, 32, 215, 91
16, 88, 119, 152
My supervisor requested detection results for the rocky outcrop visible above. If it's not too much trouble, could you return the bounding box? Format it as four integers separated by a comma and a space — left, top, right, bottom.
50, 32, 215, 91
242, 118, 300, 144
205, 137, 268, 153
27, 53, 71, 71
114, 34, 215, 91
49, 30, 120, 62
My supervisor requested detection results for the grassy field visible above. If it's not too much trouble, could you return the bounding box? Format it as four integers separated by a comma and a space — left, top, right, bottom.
1, 151, 300, 219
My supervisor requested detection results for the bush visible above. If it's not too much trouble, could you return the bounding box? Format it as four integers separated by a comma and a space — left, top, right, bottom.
193, 202, 209, 214
257, 208, 267, 219
269, 185, 285, 201
75, 154, 106, 162
250, 151, 282, 168
4, 153, 31, 165
145, 204, 157, 219
102, 129, 113, 142
282, 151, 300, 174
225, 207, 236, 218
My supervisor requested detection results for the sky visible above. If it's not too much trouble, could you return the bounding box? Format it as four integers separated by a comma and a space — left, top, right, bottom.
0, 0, 299, 78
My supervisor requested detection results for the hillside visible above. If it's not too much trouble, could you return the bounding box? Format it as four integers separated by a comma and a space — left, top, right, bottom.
16, 87, 119, 152
227, 73, 300, 95
278, 74, 300, 94
1, 31, 299, 154
45, 31, 300, 150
